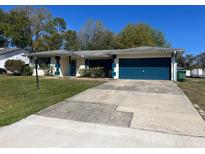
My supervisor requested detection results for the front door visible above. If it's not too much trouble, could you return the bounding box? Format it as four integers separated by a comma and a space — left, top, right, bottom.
71, 60, 76, 76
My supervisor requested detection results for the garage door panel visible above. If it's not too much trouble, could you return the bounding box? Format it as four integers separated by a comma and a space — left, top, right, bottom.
119, 58, 171, 80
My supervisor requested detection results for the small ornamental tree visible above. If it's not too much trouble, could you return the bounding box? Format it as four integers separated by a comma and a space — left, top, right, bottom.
5, 59, 25, 75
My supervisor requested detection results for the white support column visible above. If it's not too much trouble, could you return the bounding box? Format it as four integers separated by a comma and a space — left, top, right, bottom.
50, 56, 56, 76
114, 56, 119, 79
171, 51, 177, 81
174, 55, 177, 81
76, 58, 86, 77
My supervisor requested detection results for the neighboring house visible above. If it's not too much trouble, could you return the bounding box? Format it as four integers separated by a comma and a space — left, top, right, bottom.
29, 46, 184, 81
0, 48, 29, 69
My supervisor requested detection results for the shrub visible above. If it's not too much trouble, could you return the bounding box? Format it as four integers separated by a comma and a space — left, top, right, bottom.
78, 68, 91, 77
79, 67, 105, 78
22, 65, 33, 76
39, 63, 49, 70
90, 67, 105, 78
45, 65, 55, 76
5, 59, 25, 75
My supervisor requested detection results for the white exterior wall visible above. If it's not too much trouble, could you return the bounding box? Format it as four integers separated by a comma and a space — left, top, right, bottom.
114, 52, 174, 80
50, 56, 56, 76
32, 56, 64, 77
60, 56, 69, 76
31, 58, 46, 76
76, 58, 85, 77
33, 69, 46, 76
50, 56, 63, 77
0, 52, 29, 69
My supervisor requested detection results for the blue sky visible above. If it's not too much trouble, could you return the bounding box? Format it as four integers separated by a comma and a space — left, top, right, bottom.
1, 5, 205, 55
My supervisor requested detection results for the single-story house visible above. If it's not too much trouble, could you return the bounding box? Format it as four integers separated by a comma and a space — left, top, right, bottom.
28, 46, 184, 81
0, 48, 29, 69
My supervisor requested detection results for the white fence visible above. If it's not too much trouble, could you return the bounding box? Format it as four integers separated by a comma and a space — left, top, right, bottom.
186, 69, 205, 77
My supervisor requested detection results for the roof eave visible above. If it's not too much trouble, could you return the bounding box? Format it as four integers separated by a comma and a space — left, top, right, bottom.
27, 51, 77, 57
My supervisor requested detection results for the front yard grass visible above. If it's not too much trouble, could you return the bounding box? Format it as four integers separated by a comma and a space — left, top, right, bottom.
177, 78, 205, 117
0, 76, 104, 127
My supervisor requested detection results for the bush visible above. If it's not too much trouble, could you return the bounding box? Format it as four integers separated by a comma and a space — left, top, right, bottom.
22, 65, 33, 76
90, 67, 105, 78
5, 59, 25, 75
39, 63, 49, 70
79, 67, 105, 78
78, 68, 91, 77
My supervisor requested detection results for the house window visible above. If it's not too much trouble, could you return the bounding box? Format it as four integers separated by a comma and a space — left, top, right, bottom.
38, 58, 51, 70
86, 59, 112, 77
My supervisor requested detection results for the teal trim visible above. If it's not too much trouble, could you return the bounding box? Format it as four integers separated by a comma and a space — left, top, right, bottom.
55, 71, 60, 75
55, 64, 60, 67
112, 63, 116, 71
55, 64, 60, 76
112, 72, 116, 77
112, 63, 116, 78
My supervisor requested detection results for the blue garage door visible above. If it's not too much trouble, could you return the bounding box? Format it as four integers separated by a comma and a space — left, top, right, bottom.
119, 58, 171, 80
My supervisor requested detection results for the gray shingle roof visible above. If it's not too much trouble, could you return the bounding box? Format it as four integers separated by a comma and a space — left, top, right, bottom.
28, 46, 184, 58
74, 47, 184, 58
28, 50, 74, 57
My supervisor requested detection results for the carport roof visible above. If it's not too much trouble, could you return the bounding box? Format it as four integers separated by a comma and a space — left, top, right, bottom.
28, 46, 184, 58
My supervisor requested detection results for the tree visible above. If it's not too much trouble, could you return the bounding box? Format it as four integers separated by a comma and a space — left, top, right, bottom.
12, 7, 69, 52
6, 10, 32, 48
78, 20, 115, 50
194, 52, 205, 68
12, 6, 53, 51
184, 54, 194, 69
0, 8, 32, 48
115, 23, 170, 49
0, 9, 9, 47
33, 17, 67, 51
64, 30, 79, 50
177, 53, 197, 69
0, 35, 7, 48
33, 32, 64, 52
176, 51, 186, 68
48, 17, 67, 33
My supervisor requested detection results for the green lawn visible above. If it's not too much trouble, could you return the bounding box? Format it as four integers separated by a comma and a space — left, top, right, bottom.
0, 76, 104, 127
177, 78, 205, 111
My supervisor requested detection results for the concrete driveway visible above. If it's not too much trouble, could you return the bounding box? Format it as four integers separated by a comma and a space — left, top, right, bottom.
0, 80, 205, 147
